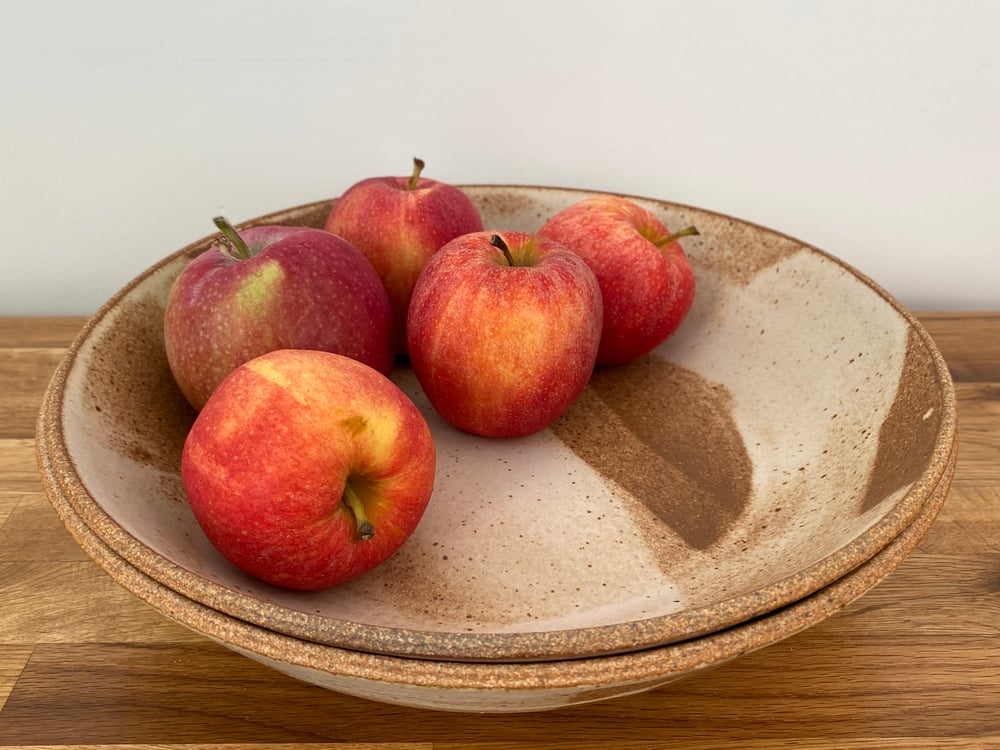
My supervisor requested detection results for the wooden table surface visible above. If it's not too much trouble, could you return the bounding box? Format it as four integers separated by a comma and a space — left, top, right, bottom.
1, 313, 998, 748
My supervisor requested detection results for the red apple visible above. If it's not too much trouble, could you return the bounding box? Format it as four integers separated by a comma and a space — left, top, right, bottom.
407, 231, 602, 438
539, 195, 698, 365
324, 158, 484, 354
164, 217, 394, 410
181, 348, 436, 590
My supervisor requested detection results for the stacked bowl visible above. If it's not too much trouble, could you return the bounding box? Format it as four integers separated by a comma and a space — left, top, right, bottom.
36, 186, 957, 712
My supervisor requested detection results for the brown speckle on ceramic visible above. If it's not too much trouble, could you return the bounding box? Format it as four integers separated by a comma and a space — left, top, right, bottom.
36, 186, 957, 663
39, 442, 954, 712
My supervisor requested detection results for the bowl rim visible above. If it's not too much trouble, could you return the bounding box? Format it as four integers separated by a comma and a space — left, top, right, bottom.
39, 438, 953, 708
36, 185, 959, 663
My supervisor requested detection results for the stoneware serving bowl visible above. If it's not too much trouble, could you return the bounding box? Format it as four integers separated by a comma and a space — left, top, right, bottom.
36, 186, 957, 664
43, 448, 952, 712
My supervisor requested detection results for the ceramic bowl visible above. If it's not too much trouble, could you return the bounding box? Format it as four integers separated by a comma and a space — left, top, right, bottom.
42, 446, 952, 712
36, 186, 957, 662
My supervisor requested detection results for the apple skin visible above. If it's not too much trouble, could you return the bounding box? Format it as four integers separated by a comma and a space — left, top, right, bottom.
164, 223, 395, 410
539, 195, 696, 365
181, 348, 436, 590
324, 160, 484, 354
407, 230, 602, 438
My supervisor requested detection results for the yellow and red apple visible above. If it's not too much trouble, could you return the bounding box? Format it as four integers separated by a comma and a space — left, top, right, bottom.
407, 231, 602, 438
164, 218, 394, 410
325, 158, 484, 354
181, 348, 436, 590
540, 195, 697, 365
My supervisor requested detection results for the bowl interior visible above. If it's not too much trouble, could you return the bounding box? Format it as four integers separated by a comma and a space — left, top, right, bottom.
38, 185, 956, 661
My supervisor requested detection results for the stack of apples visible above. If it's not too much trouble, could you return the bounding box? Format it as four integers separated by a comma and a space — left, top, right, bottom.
164, 160, 698, 591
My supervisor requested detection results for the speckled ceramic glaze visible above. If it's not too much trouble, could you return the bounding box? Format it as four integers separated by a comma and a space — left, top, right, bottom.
41, 448, 952, 712
36, 186, 956, 663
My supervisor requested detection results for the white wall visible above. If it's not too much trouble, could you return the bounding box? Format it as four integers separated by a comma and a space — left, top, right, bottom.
2, 0, 997, 315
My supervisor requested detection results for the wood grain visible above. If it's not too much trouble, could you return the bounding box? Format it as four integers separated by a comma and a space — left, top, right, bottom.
0, 313, 998, 748
920, 312, 1000, 382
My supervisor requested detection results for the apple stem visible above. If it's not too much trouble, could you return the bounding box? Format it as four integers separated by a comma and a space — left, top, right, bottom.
655, 226, 700, 248
213, 216, 252, 260
490, 234, 515, 266
342, 483, 375, 541
408, 157, 426, 191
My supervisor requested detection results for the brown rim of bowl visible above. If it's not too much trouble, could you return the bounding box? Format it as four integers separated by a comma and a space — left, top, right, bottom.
36, 186, 958, 662
41, 437, 952, 702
